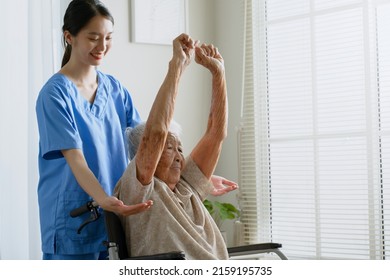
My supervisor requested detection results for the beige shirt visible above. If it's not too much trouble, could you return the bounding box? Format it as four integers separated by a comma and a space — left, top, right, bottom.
114, 156, 229, 260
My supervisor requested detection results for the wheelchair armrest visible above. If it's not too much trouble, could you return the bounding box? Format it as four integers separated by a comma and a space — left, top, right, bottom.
126, 251, 186, 260
228, 242, 282, 254
228, 243, 287, 259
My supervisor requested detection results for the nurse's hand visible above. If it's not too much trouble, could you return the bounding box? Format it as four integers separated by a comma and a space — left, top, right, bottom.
101, 196, 153, 216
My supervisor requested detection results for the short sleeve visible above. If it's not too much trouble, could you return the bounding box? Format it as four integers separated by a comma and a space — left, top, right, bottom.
36, 82, 82, 160
103, 74, 142, 128
114, 157, 154, 204
181, 156, 214, 200
123, 86, 142, 128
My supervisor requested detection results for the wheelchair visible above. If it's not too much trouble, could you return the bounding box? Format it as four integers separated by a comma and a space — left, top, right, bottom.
70, 201, 288, 260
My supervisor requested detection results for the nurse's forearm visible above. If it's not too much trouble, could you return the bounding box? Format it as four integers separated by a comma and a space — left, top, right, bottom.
62, 149, 107, 204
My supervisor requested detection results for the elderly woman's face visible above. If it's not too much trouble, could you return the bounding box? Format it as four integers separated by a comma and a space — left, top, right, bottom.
155, 133, 185, 190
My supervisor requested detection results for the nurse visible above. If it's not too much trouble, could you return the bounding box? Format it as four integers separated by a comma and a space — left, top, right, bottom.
35, 0, 152, 260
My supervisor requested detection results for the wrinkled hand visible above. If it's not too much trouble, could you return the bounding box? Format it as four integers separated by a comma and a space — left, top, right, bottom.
195, 43, 224, 75
210, 175, 239, 196
172, 33, 198, 68
100, 196, 153, 216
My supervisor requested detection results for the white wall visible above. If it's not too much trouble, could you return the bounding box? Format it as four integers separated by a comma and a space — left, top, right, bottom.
0, 0, 63, 260
0, 0, 30, 260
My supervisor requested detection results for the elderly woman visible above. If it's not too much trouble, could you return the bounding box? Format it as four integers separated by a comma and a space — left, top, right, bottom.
114, 33, 235, 259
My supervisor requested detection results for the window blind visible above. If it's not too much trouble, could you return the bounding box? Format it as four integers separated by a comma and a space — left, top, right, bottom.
240, 0, 390, 259
239, 0, 271, 245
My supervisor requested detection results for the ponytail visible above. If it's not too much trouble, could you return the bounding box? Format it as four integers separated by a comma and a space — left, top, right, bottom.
61, 43, 72, 67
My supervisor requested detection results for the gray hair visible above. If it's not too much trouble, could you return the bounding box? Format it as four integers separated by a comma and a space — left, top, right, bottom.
126, 120, 182, 160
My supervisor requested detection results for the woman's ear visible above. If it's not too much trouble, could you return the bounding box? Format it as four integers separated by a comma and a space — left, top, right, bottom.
64, 30, 73, 45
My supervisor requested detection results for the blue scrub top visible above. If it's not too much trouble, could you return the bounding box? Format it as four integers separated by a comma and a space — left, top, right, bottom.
36, 70, 141, 255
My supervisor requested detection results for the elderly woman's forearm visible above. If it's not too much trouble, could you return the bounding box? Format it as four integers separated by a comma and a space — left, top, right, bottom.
207, 71, 228, 140
136, 59, 185, 184
149, 60, 183, 126
189, 69, 228, 179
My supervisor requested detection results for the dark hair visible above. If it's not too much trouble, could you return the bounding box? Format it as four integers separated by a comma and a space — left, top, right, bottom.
61, 0, 114, 67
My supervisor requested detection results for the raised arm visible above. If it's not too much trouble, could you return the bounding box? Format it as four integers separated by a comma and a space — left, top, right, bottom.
135, 34, 196, 185
191, 44, 228, 179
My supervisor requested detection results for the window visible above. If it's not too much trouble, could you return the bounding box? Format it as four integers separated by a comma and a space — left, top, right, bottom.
240, 0, 390, 259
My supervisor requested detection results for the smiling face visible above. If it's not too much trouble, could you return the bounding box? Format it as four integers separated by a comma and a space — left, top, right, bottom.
154, 133, 185, 190
65, 15, 113, 67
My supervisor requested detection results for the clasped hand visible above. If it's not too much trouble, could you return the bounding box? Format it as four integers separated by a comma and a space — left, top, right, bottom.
172, 33, 225, 74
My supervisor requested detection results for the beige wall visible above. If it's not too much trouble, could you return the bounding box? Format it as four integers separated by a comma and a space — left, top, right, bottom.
213, 0, 245, 245
214, 0, 245, 191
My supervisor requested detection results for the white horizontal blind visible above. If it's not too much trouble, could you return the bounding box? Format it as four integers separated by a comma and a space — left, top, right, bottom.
239, 0, 270, 244
377, 1, 390, 260
240, 0, 390, 259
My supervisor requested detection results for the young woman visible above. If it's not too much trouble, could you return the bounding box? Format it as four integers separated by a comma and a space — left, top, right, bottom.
35, 0, 152, 260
